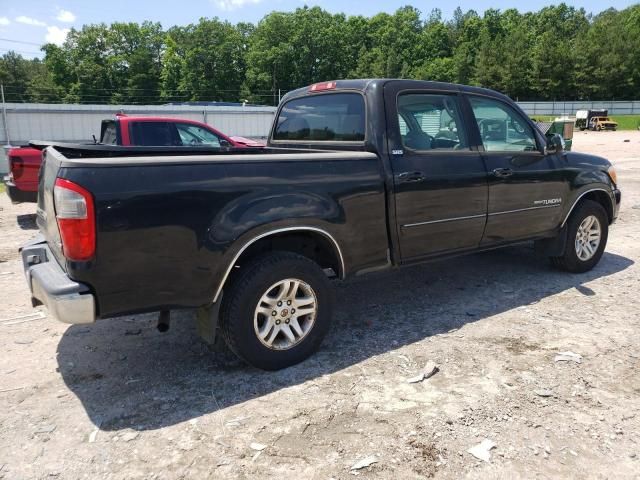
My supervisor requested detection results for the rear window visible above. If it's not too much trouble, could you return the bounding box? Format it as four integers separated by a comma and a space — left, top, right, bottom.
273, 93, 365, 142
101, 121, 117, 144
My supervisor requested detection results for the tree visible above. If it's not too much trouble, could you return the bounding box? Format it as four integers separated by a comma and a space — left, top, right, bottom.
0, 4, 635, 105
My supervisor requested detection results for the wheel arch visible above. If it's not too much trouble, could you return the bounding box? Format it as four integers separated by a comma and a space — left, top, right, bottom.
213, 226, 344, 303
561, 187, 614, 227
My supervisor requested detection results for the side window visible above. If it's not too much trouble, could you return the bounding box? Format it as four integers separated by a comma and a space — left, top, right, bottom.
397, 93, 468, 151
176, 123, 222, 147
130, 122, 180, 146
469, 97, 537, 152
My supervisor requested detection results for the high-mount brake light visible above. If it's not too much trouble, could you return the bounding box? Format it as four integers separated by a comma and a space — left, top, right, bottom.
309, 81, 337, 92
53, 178, 96, 261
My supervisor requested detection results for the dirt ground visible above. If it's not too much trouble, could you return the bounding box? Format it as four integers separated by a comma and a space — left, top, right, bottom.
1, 130, 639, 479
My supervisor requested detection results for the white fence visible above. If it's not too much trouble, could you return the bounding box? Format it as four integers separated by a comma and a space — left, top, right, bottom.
2, 100, 640, 174
518, 100, 640, 116
0, 102, 277, 173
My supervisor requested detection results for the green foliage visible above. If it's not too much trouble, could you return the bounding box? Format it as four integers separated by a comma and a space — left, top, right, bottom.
1, 4, 640, 105
610, 115, 640, 130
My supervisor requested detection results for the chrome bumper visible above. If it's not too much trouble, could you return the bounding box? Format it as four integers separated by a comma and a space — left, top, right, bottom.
21, 236, 95, 324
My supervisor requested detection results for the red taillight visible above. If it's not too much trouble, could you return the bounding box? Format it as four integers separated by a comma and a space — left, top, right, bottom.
54, 178, 95, 261
10, 156, 24, 179
309, 81, 336, 92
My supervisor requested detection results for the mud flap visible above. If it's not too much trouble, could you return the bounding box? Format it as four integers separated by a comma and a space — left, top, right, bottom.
196, 297, 222, 345
534, 225, 568, 257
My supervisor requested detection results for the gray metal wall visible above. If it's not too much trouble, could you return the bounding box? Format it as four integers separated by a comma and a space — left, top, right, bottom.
0, 103, 276, 173
518, 100, 640, 116
2, 100, 639, 174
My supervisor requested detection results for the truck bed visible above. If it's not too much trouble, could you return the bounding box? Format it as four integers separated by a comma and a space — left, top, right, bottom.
35, 144, 388, 319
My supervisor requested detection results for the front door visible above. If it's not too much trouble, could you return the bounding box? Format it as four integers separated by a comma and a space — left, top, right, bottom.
466, 95, 567, 244
384, 83, 488, 261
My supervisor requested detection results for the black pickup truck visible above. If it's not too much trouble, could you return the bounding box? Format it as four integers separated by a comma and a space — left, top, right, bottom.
21, 79, 621, 370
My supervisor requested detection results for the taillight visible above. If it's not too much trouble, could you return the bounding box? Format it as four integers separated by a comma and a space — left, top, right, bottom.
54, 178, 96, 261
10, 156, 24, 179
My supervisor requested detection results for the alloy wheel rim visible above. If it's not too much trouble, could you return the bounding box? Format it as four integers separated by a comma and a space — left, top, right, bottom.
574, 215, 601, 261
253, 278, 317, 350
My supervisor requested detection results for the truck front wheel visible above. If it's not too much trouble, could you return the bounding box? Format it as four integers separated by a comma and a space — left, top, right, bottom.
220, 251, 333, 370
550, 200, 608, 273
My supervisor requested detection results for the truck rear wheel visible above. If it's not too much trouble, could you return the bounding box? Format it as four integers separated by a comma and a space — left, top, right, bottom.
550, 200, 608, 273
220, 251, 333, 370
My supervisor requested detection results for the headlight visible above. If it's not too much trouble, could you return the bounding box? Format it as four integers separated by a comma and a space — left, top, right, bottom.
607, 165, 618, 185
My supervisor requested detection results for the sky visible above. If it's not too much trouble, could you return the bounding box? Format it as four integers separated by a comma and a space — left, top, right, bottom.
0, 0, 637, 58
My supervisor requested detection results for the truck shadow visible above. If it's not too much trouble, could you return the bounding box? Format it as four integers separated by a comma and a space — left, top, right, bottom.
56, 246, 633, 431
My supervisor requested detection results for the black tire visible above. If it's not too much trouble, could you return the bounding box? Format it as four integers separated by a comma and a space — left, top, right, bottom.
550, 200, 608, 273
220, 251, 333, 370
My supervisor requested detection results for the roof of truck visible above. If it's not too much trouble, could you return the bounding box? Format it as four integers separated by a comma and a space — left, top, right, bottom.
282, 79, 510, 103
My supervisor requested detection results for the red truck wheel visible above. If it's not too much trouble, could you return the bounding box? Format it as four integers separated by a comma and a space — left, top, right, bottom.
220, 251, 334, 370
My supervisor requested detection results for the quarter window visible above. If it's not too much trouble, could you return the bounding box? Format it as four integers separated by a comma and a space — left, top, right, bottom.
469, 97, 537, 152
397, 94, 468, 151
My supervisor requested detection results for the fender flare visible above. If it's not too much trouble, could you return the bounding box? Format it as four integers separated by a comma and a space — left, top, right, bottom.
212, 226, 345, 303
560, 187, 614, 227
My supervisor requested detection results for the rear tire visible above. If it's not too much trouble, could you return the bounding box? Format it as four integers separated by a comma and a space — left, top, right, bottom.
550, 200, 608, 273
220, 251, 333, 370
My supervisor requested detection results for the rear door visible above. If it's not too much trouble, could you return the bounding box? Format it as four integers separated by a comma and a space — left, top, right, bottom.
465, 94, 567, 244
384, 82, 488, 261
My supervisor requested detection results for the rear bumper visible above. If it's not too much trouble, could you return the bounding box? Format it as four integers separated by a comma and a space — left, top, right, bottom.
3, 176, 38, 204
21, 236, 95, 324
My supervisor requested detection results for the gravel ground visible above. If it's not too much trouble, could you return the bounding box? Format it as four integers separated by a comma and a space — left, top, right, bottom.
1, 131, 639, 479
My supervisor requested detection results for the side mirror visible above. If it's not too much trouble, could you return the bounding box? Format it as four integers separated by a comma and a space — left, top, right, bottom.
545, 133, 564, 154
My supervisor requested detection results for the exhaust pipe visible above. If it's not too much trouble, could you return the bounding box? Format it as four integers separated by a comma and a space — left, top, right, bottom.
157, 310, 170, 332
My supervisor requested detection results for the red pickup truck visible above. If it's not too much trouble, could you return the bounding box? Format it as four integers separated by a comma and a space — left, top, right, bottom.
3, 114, 263, 203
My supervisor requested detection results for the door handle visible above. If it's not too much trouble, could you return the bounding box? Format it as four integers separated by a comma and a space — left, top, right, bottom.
398, 171, 425, 183
492, 167, 513, 178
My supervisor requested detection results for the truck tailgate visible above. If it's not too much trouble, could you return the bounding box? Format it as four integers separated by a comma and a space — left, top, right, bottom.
36, 148, 67, 268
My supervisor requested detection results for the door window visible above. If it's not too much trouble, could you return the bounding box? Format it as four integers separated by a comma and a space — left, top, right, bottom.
176, 123, 222, 147
469, 97, 537, 152
130, 122, 180, 146
397, 93, 468, 151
